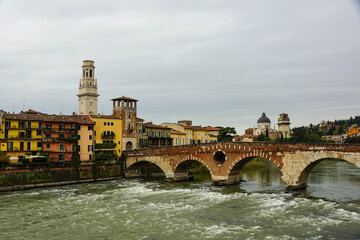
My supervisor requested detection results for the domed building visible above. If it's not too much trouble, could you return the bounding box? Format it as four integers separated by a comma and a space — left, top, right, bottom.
256, 112, 271, 133
235, 112, 291, 142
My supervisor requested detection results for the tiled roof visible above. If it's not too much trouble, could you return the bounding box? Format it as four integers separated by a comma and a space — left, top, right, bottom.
75, 115, 95, 125
144, 122, 171, 130
42, 115, 77, 123
171, 130, 186, 135
137, 117, 144, 122
90, 115, 121, 120
187, 126, 206, 131
205, 126, 220, 131
111, 96, 138, 101
3, 113, 80, 123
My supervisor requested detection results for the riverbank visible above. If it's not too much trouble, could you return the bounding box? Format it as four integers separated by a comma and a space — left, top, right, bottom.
0, 176, 124, 192
0, 163, 123, 191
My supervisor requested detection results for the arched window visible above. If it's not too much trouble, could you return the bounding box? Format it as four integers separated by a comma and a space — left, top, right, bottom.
90, 69, 92, 78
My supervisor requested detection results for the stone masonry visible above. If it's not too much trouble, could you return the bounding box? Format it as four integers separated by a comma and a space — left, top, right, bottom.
123, 142, 360, 189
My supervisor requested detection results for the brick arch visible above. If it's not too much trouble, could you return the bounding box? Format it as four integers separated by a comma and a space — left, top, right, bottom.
126, 159, 169, 178
224, 153, 284, 182
294, 153, 360, 188
172, 155, 215, 180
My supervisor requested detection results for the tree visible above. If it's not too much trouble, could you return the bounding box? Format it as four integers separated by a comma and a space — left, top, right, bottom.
0, 152, 10, 168
216, 127, 237, 142
308, 134, 321, 142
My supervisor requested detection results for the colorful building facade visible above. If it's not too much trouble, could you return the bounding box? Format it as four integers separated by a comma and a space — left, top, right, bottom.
90, 115, 122, 161
0, 111, 43, 163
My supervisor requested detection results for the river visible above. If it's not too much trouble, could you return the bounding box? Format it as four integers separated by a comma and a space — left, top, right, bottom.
0, 159, 359, 239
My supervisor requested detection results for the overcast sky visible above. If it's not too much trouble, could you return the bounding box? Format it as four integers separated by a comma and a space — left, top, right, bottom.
1, 0, 360, 134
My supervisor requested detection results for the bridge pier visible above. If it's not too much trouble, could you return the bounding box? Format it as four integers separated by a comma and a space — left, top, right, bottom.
212, 175, 240, 186
286, 183, 307, 191
173, 172, 194, 182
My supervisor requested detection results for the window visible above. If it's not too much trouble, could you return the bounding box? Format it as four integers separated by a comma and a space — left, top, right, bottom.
19, 132, 25, 139
111, 122, 113, 126
118, 141, 120, 144
59, 133, 64, 138
71, 124, 76, 129
5, 121, 10, 128
78, 125, 81, 130
27, 122, 31, 129
94, 131, 96, 136
88, 125, 93, 131
60, 144, 64, 151
176, 138, 177, 144
78, 135, 81, 140
45, 134, 51, 138
38, 122, 42, 129
104, 122, 106, 126
89, 155, 92, 161
78, 145, 81, 151
37, 130, 42, 136
59, 124, 65, 131
46, 143, 50, 149
89, 135, 92, 140
88, 145, 93, 152
7, 142, 13, 150
59, 154, 64, 161
37, 142, 42, 148
46, 124, 52, 129
72, 144, 76, 152
27, 142, 31, 150
90, 69, 92, 78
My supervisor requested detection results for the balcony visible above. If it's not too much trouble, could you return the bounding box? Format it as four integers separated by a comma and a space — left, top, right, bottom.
101, 133, 115, 139
95, 143, 117, 150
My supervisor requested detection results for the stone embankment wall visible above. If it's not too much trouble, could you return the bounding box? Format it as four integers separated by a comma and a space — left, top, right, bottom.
0, 164, 123, 191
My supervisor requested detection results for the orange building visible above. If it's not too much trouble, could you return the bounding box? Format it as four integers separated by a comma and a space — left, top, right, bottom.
75, 115, 95, 161
43, 115, 78, 162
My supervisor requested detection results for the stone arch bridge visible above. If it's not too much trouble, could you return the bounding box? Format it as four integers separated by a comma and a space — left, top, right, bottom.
123, 142, 360, 189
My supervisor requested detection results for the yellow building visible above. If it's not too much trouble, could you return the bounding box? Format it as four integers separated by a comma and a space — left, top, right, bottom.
161, 120, 218, 145
143, 122, 172, 147
90, 115, 122, 160
192, 126, 211, 144
171, 130, 186, 146
0, 111, 43, 163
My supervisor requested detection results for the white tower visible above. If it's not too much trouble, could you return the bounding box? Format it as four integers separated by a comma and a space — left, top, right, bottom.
277, 113, 291, 139
77, 60, 99, 115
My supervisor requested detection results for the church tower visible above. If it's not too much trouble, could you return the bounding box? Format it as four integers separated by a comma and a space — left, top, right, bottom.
77, 60, 99, 115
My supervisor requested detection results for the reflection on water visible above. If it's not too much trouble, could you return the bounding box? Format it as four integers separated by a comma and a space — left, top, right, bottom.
238, 158, 360, 202
0, 159, 359, 239
306, 160, 360, 202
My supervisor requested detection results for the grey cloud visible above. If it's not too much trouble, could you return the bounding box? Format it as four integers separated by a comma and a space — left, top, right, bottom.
0, 0, 359, 134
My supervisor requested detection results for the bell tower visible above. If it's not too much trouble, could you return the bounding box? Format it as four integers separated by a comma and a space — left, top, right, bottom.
77, 60, 99, 115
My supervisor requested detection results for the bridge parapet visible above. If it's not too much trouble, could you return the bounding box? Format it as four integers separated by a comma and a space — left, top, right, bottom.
123, 142, 360, 189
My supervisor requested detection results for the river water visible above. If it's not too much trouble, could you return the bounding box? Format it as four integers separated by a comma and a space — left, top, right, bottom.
0, 160, 359, 239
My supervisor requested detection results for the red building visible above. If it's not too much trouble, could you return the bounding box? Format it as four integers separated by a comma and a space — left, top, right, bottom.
43, 115, 78, 162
